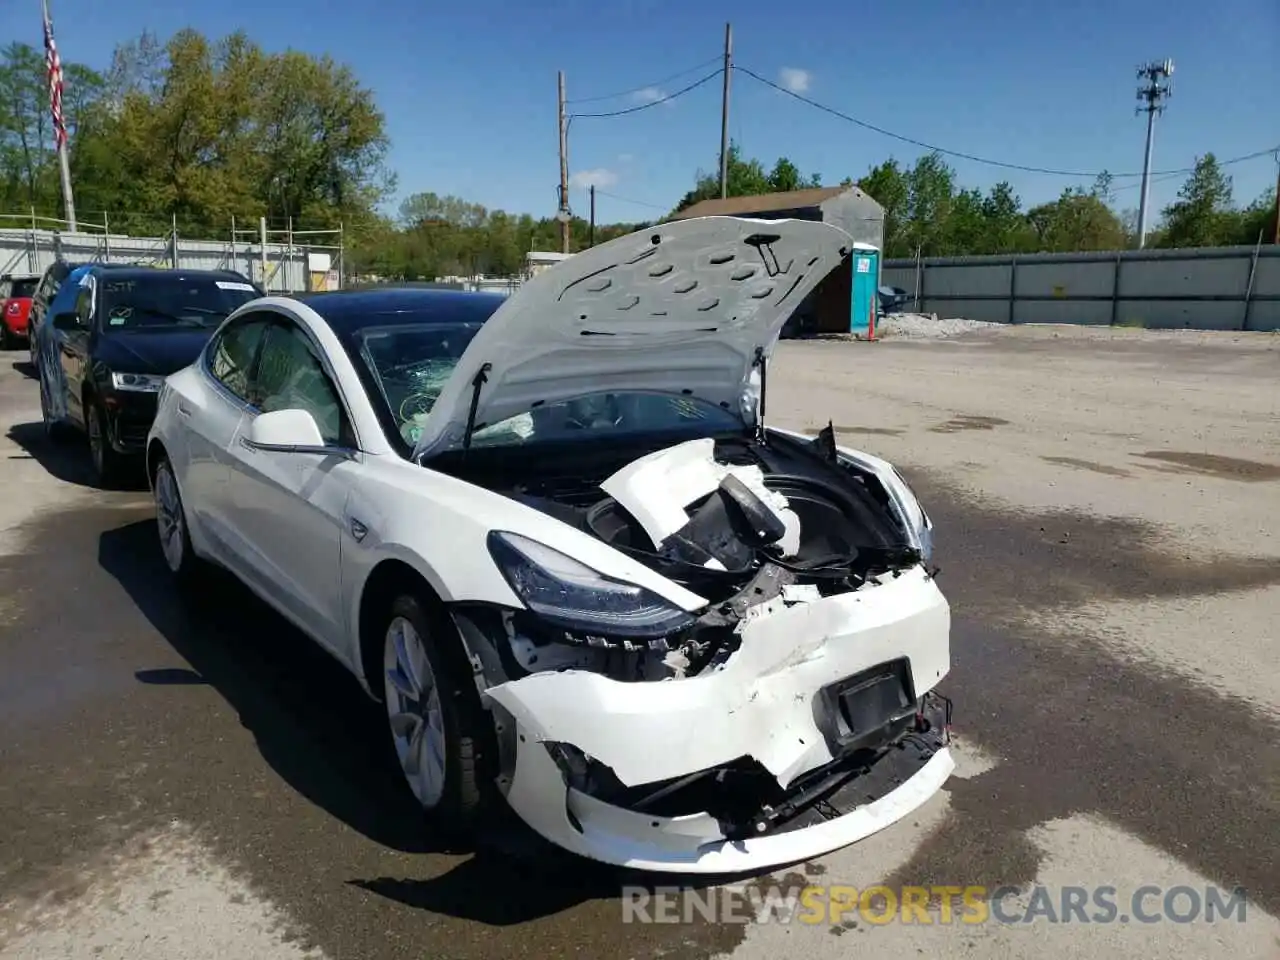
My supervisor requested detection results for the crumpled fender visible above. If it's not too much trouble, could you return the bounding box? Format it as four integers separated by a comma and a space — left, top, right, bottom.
483, 565, 950, 789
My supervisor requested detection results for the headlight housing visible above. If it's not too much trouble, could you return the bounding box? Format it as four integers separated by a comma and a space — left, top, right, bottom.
487, 530, 695, 638
111, 371, 165, 393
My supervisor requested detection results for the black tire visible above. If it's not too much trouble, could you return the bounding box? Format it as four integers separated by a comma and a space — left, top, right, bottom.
152, 454, 207, 592
86, 393, 130, 489
0, 325, 12, 351
380, 593, 489, 830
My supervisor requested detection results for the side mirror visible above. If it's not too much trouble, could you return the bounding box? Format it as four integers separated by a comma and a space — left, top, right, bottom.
51, 311, 80, 331
244, 408, 351, 457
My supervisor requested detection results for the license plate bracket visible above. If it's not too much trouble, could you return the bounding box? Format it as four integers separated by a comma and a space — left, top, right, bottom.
816, 658, 916, 753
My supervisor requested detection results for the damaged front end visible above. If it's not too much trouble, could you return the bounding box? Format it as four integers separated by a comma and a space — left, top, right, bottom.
446, 431, 955, 872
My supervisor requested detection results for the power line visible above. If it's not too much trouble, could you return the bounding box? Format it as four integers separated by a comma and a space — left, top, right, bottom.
733, 64, 1278, 181
568, 68, 722, 119
565, 56, 723, 104
591, 188, 669, 211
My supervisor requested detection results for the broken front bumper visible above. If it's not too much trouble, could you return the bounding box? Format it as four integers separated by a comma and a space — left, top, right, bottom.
485, 564, 953, 873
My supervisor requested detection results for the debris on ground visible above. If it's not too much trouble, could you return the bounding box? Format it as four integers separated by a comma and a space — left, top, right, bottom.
876, 312, 1003, 339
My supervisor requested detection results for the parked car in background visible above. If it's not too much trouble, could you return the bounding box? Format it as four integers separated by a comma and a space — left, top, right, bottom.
145, 216, 952, 874
38, 265, 262, 486
27, 261, 133, 367
0, 273, 40, 349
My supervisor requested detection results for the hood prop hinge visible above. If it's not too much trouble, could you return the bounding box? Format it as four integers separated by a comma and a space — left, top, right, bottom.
461, 362, 492, 457
752, 346, 768, 441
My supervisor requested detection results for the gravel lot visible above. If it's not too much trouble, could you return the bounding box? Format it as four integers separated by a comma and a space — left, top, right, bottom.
1, 323, 1277, 960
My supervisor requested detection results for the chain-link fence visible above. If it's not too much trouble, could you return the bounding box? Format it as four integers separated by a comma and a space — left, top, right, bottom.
0, 212, 344, 294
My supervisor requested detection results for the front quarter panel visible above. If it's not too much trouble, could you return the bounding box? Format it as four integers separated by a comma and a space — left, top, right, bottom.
340, 455, 711, 685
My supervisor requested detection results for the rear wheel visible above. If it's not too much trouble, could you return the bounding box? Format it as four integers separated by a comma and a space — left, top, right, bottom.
381, 594, 486, 829
0, 325, 12, 350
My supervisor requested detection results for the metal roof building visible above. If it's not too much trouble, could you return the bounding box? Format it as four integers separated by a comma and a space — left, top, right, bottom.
669, 184, 884, 253
671, 185, 887, 336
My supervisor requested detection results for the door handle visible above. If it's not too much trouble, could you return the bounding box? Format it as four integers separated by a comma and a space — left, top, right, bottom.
176, 401, 192, 417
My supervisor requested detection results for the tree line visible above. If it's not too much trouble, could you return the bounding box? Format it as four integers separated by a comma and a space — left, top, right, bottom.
1, 33, 1274, 281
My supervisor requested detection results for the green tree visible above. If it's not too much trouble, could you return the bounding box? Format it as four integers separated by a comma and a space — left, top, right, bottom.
942, 188, 986, 255
981, 181, 1028, 253
903, 152, 956, 256
1026, 187, 1126, 252
69, 28, 391, 236
857, 159, 909, 256
672, 143, 817, 213
1159, 154, 1236, 247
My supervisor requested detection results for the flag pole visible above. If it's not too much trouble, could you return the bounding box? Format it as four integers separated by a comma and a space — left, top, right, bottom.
42, 0, 76, 232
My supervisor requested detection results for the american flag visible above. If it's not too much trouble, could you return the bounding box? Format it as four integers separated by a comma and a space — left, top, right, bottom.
42, 0, 67, 150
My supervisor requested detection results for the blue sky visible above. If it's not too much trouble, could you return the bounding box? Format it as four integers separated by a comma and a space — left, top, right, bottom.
9, 0, 1279, 226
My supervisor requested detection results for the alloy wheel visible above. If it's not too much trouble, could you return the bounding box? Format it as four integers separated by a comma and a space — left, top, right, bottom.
154, 462, 185, 573
383, 615, 447, 809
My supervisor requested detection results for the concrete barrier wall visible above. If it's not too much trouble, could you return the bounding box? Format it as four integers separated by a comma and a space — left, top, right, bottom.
882, 245, 1280, 332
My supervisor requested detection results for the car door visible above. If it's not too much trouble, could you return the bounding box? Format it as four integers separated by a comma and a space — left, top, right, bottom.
38, 269, 81, 422
59, 281, 95, 428
178, 313, 273, 565
226, 315, 359, 651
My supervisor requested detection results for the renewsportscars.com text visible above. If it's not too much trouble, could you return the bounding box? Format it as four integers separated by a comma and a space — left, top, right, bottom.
621, 884, 1249, 926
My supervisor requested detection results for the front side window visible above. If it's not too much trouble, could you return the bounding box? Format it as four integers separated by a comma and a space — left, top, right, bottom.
252, 322, 349, 447
208, 317, 270, 401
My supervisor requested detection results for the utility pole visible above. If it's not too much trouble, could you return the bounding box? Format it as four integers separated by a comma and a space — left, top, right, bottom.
557, 70, 571, 254
718, 22, 733, 199
589, 185, 596, 247
1271, 151, 1279, 244
1134, 59, 1173, 249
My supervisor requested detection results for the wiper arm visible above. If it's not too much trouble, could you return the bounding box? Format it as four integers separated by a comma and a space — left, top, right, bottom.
132, 307, 225, 327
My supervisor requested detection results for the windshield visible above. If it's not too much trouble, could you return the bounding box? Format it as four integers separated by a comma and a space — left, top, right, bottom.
468, 392, 744, 448
10, 279, 36, 299
356, 322, 486, 447
355, 321, 745, 451
99, 276, 259, 331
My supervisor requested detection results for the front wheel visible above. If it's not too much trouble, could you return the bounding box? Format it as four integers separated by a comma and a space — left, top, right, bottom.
153, 455, 205, 589
381, 594, 487, 828
87, 394, 130, 488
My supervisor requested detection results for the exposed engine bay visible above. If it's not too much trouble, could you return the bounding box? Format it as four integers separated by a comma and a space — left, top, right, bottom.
442, 427, 925, 686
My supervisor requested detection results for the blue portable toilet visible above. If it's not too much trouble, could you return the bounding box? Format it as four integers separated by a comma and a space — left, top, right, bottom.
848, 243, 880, 337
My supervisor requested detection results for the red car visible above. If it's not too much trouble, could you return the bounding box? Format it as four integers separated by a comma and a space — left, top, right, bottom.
1, 273, 40, 349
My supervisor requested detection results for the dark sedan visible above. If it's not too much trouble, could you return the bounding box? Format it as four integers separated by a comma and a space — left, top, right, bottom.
39, 266, 262, 486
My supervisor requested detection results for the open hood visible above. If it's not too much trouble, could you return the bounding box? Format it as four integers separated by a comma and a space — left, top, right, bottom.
412, 216, 853, 460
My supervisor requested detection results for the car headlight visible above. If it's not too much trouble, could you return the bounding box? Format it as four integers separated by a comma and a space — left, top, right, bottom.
890, 466, 933, 563
111, 371, 165, 393
487, 530, 695, 638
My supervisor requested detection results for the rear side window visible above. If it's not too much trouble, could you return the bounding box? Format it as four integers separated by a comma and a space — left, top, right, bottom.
207, 316, 270, 401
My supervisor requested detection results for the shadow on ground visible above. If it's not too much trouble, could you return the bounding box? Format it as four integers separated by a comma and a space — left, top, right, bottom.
98, 517, 472, 857
8, 420, 148, 489
10, 359, 38, 380
97, 516, 772, 931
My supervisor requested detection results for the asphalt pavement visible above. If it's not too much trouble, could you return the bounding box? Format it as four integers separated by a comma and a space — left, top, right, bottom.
0, 326, 1277, 960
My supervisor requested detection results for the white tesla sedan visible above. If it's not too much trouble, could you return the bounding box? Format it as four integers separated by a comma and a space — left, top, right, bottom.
146, 216, 954, 874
